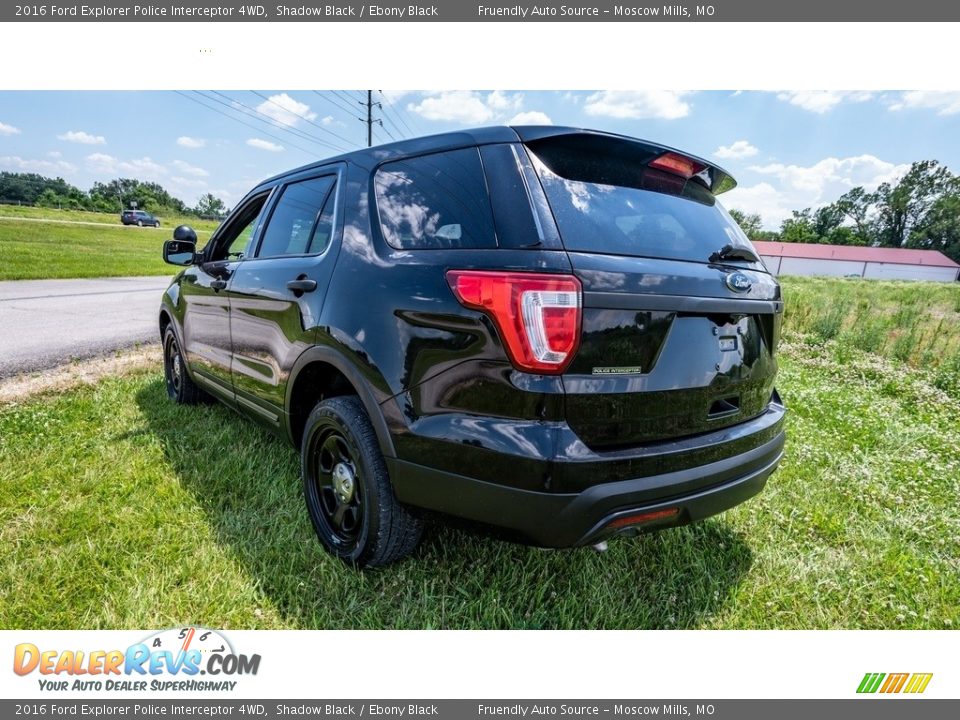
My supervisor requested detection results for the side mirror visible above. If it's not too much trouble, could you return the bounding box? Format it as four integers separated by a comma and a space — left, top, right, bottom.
163, 239, 196, 266
163, 225, 199, 266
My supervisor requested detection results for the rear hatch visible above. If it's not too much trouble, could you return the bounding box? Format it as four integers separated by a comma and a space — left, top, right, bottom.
519, 129, 782, 450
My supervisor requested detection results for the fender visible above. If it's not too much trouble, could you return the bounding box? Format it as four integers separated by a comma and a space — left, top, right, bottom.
284, 344, 396, 459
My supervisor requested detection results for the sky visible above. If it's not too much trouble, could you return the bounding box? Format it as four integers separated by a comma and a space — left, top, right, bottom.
1, 90, 960, 228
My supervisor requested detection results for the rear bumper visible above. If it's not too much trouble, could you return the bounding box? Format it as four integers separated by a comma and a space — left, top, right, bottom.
388, 428, 785, 548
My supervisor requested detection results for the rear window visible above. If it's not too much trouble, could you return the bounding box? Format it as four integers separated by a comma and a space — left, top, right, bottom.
527, 145, 758, 266
374, 147, 497, 250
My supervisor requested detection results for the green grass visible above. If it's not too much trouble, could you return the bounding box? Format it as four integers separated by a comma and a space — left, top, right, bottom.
0, 204, 222, 233
780, 276, 960, 370
0, 220, 184, 280
0, 207, 220, 280
1, 336, 958, 629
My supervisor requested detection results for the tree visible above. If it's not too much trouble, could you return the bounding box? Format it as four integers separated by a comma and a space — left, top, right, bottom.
194, 193, 227, 217
834, 186, 874, 244
727, 208, 764, 240
779, 209, 819, 244
872, 160, 957, 247
906, 191, 960, 264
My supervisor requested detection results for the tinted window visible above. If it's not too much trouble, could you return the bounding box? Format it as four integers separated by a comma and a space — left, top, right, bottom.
374, 147, 497, 250
529, 147, 760, 266
257, 176, 336, 258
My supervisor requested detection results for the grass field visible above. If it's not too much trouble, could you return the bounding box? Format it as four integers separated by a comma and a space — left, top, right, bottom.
0, 204, 222, 233
1, 330, 958, 629
0, 208, 219, 280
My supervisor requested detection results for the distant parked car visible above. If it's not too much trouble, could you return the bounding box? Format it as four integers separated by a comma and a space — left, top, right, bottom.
121, 210, 161, 227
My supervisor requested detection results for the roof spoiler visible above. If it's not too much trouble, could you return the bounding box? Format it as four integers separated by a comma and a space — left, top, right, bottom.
511, 126, 737, 195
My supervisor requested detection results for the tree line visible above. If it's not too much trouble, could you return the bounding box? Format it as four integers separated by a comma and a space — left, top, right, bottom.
0, 172, 227, 218
728, 160, 960, 264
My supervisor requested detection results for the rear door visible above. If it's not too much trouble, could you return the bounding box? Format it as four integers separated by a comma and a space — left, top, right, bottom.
522, 131, 782, 450
226, 167, 343, 429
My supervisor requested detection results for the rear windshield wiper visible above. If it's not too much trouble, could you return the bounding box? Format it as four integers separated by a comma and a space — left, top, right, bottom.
710, 243, 759, 264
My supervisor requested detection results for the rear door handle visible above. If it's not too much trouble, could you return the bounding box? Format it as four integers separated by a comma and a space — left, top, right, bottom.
210, 279, 228, 291
287, 276, 317, 296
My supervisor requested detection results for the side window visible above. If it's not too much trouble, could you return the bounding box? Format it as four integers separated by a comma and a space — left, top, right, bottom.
374, 147, 497, 250
205, 192, 269, 261
256, 176, 336, 258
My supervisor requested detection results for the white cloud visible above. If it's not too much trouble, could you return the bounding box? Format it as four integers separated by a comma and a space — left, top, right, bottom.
0, 155, 77, 175
723, 182, 795, 228
508, 110, 553, 125
714, 140, 758, 160
171, 160, 209, 177
170, 176, 208, 189
726, 154, 910, 230
47, 150, 62, 158
409, 91, 496, 124
246, 138, 284, 152
0, 121, 21, 136
58, 130, 106, 145
583, 91, 693, 120
888, 91, 960, 116
775, 91, 872, 114
486, 90, 523, 112
85, 153, 166, 179
748, 155, 907, 199
408, 90, 528, 125
177, 136, 206, 148
255, 93, 316, 127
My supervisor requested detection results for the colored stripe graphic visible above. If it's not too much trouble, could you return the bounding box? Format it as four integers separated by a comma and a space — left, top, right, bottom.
857, 672, 932, 694
880, 673, 909, 693
904, 673, 934, 694
857, 673, 885, 693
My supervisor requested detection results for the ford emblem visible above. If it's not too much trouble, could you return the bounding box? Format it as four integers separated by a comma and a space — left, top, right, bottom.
725, 271, 752, 293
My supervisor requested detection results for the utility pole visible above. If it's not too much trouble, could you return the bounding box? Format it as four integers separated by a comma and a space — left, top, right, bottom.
361, 90, 382, 147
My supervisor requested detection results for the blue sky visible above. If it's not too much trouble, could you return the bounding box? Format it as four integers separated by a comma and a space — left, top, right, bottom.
1, 90, 959, 228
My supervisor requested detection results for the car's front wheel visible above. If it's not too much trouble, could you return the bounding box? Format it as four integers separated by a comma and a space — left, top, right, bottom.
163, 326, 206, 404
154, 221, 160, 228
302, 396, 423, 568
137, 220, 144, 227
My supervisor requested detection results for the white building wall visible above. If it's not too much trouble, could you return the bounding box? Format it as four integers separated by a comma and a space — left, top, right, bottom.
760, 255, 781, 274
778, 257, 866, 278
863, 262, 959, 282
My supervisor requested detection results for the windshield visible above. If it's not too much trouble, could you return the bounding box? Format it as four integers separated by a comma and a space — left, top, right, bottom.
528, 147, 762, 268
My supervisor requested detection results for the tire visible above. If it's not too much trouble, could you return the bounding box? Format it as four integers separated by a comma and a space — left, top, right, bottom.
302, 396, 423, 568
155, 221, 161, 228
137, 220, 144, 227
163, 326, 207, 404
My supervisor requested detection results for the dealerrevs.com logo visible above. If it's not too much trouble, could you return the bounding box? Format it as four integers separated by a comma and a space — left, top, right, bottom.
13, 627, 261, 692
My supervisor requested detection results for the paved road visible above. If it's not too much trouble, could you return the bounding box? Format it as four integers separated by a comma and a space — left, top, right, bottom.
0, 276, 171, 379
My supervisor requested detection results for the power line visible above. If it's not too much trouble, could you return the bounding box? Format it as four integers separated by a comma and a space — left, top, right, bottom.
249, 90, 357, 151
378, 91, 419, 138
174, 91, 321, 158
314, 91, 362, 119
205, 91, 349, 153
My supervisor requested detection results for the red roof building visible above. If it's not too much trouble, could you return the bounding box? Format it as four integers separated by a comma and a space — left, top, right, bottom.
753, 241, 959, 282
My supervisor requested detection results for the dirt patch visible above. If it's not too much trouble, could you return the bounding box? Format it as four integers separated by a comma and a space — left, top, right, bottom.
0, 345, 161, 404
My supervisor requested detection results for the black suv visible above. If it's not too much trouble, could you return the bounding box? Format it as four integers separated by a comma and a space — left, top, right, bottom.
122, 209, 161, 227
159, 127, 786, 568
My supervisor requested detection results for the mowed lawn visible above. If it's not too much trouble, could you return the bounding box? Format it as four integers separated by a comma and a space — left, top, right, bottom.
1, 334, 958, 629
0, 210, 218, 281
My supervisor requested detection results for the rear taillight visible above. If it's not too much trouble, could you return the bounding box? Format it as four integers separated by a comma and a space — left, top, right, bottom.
446, 270, 582, 375
649, 151, 706, 179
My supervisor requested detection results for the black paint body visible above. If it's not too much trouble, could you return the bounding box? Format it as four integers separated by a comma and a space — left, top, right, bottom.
159, 126, 786, 548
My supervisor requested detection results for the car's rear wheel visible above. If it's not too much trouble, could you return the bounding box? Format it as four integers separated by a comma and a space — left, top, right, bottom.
302, 396, 423, 568
163, 326, 206, 404
154, 221, 160, 228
